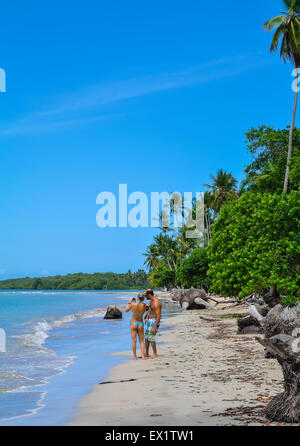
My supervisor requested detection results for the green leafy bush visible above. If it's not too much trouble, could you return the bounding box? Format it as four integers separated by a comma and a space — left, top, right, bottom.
148, 261, 176, 289
175, 248, 210, 289
208, 191, 300, 305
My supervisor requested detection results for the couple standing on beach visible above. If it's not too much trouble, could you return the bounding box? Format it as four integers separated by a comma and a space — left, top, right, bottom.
125, 289, 161, 360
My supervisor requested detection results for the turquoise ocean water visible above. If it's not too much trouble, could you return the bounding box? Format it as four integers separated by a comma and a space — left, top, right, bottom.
0, 290, 179, 425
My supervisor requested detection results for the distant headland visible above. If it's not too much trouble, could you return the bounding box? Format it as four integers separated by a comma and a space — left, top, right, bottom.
0, 270, 149, 290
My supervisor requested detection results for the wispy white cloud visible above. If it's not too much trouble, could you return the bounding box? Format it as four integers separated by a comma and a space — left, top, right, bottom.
0, 114, 119, 136
0, 53, 271, 136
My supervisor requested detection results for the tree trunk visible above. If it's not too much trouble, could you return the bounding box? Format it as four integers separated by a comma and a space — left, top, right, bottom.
265, 356, 300, 422
283, 63, 299, 193
263, 285, 281, 307
204, 210, 211, 245
177, 288, 217, 310
194, 297, 217, 311
251, 302, 300, 423
166, 259, 173, 270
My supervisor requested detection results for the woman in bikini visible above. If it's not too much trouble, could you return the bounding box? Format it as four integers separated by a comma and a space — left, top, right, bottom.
125, 293, 147, 360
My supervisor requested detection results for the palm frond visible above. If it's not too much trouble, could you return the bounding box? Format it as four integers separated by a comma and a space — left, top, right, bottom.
282, 0, 292, 10
263, 15, 286, 31
280, 33, 293, 61
289, 20, 300, 54
283, 0, 300, 12
270, 25, 286, 52
294, 0, 300, 12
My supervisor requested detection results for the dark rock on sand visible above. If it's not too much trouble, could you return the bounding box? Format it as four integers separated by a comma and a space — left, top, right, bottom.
104, 305, 122, 319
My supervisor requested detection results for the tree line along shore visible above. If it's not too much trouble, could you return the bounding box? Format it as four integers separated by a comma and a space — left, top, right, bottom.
0, 270, 149, 290
144, 128, 300, 308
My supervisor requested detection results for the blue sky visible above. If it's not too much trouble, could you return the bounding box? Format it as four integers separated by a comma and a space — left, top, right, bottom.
0, 0, 297, 279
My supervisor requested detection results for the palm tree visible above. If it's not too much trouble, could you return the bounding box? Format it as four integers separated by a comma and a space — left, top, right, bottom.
143, 244, 159, 271
263, 0, 300, 192
203, 169, 238, 213
153, 233, 179, 270
203, 190, 215, 244
158, 192, 184, 232
176, 226, 199, 256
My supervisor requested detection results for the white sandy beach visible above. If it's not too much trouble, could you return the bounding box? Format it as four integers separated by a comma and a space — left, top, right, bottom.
69, 296, 290, 426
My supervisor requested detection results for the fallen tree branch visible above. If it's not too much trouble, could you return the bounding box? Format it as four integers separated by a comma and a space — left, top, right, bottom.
206, 297, 220, 304
194, 297, 217, 311
220, 301, 246, 310
199, 315, 220, 322
249, 304, 265, 323
99, 378, 136, 385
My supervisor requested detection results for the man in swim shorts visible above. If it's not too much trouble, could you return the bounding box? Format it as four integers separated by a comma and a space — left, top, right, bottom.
144, 289, 162, 359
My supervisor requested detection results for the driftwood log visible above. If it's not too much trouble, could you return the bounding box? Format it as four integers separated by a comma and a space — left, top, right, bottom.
170, 288, 217, 311
251, 302, 300, 423
237, 304, 269, 334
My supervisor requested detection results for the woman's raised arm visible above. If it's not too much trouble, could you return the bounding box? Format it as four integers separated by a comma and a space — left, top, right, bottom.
125, 297, 135, 313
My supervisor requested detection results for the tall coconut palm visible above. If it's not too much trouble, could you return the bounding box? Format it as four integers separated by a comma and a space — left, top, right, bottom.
203, 169, 238, 213
153, 233, 179, 270
176, 226, 199, 256
263, 0, 300, 192
203, 190, 215, 244
143, 244, 159, 271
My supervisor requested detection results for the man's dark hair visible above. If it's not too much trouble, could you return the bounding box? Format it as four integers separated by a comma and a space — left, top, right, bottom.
145, 289, 154, 296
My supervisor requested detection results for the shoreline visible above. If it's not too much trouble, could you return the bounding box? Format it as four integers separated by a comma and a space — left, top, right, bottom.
69, 297, 288, 426
0, 290, 155, 426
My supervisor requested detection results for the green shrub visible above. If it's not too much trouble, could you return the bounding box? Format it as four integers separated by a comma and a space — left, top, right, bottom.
148, 261, 175, 289
175, 248, 210, 289
208, 191, 300, 306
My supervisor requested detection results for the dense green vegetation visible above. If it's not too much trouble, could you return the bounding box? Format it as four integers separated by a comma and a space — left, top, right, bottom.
208, 191, 300, 301
143, 1, 300, 306
0, 270, 149, 290
144, 125, 300, 305
175, 248, 210, 290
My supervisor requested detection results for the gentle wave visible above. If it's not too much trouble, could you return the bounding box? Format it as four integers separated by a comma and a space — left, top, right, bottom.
14, 306, 112, 349
0, 293, 129, 423
0, 372, 35, 394
0, 304, 114, 421
16, 321, 52, 348
0, 391, 47, 422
